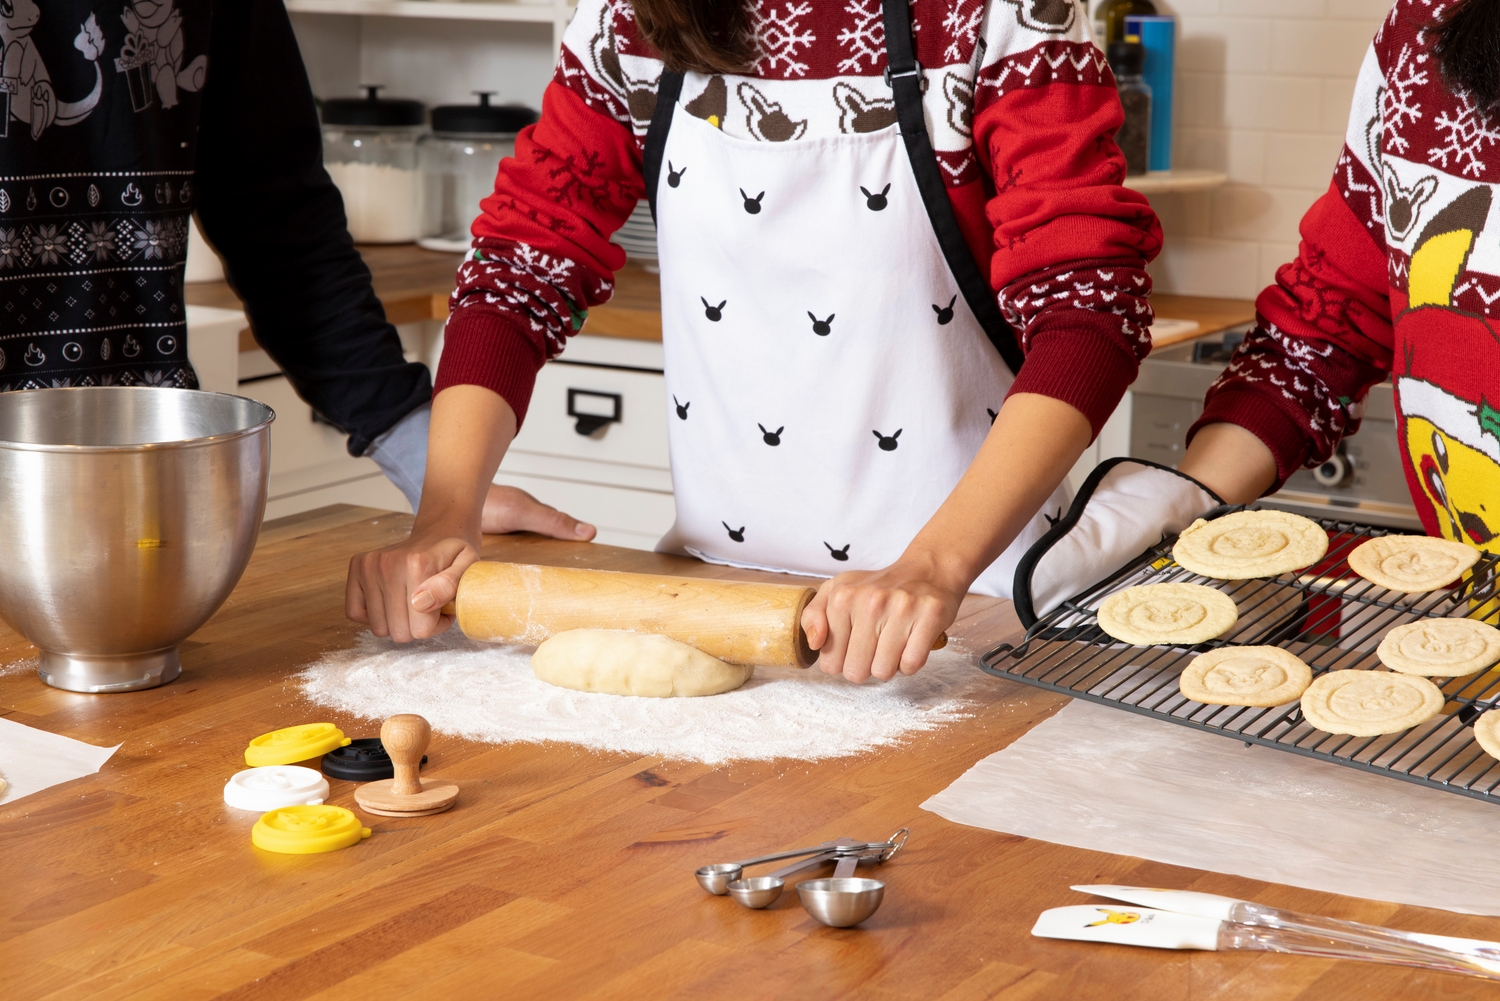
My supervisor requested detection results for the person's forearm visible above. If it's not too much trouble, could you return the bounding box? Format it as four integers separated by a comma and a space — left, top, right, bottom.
904, 393, 1093, 590
413, 385, 517, 541
1177, 421, 1278, 505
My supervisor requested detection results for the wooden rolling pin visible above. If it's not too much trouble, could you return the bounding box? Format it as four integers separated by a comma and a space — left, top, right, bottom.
446, 562, 819, 669
443, 562, 948, 669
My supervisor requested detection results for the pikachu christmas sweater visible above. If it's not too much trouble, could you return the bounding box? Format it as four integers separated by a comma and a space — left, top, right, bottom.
439, 0, 1162, 432
1192, 0, 1500, 550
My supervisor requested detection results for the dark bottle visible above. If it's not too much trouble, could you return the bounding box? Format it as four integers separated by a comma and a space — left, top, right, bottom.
1108, 38, 1152, 176
1094, 0, 1157, 45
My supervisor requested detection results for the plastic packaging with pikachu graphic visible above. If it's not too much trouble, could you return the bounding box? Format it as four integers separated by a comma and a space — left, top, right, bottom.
1393, 186, 1500, 560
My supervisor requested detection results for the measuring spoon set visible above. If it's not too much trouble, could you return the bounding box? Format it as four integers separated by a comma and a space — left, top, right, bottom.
694, 828, 908, 927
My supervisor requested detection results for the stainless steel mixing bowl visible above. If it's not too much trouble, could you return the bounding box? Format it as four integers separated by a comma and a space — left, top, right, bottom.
0, 387, 274, 692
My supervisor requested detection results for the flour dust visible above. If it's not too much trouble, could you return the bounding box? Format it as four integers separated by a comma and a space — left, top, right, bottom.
296, 632, 980, 764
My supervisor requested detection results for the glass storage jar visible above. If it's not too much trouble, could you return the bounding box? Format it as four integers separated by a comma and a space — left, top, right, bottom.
321, 86, 426, 244
417, 93, 538, 251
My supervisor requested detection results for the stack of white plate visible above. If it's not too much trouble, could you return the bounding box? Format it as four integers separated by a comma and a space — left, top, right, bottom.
615, 201, 658, 270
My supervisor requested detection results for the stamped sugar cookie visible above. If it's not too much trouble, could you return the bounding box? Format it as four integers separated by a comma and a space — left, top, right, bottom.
1097, 583, 1238, 646
1173, 510, 1329, 580
1299, 670, 1444, 736
1377, 618, 1500, 677
1473, 711, 1500, 762
1347, 535, 1479, 592
1179, 646, 1313, 707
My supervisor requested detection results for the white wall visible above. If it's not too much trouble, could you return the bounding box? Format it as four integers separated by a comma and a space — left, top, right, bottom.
1145, 0, 1391, 299
290, 14, 555, 111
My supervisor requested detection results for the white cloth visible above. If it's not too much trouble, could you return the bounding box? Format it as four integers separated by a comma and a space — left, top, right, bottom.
0, 716, 119, 805
650, 105, 1068, 595
923, 700, 1500, 917
1025, 460, 1217, 616
364, 401, 431, 512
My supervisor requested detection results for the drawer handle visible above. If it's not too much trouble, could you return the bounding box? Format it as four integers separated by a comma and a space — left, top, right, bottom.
568, 389, 622, 436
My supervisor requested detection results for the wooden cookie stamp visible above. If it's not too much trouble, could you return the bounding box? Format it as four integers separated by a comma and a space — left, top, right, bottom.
353, 714, 458, 818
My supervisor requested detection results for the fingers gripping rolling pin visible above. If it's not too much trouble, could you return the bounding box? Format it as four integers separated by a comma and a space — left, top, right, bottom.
442, 562, 947, 670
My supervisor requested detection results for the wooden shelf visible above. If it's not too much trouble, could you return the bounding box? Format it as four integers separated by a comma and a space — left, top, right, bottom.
284, 0, 566, 22
1123, 169, 1229, 194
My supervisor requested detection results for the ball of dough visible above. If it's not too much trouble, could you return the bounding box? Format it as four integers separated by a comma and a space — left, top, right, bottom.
531, 629, 754, 698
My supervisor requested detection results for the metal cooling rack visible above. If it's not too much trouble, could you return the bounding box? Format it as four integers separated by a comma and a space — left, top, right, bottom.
981, 507, 1500, 805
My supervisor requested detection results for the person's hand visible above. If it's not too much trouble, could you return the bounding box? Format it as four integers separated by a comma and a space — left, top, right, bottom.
347, 531, 480, 643
481, 484, 596, 541
801, 553, 965, 683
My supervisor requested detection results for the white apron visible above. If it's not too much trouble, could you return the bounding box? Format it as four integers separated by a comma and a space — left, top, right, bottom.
646, 1, 1071, 597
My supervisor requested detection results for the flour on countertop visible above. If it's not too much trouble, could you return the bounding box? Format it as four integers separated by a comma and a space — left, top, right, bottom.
296, 632, 980, 764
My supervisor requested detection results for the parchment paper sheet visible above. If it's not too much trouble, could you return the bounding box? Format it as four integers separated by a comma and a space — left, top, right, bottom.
922, 700, 1500, 916
0, 716, 119, 805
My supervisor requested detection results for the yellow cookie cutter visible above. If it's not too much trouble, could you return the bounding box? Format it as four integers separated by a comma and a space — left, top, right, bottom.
245, 723, 351, 767
252, 804, 371, 855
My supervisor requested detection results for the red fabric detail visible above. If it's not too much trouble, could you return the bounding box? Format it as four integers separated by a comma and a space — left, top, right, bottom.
974, 82, 1160, 291
1190, 184, 1391, 489
1334, 144, 1383, 241
975, 39, 1113, 99
1193, 386, 1315, 486
434, 310, 546, 425
1374, 5, 1500, 180
1006, 307, 1142, 438
999, 260, 1153, 437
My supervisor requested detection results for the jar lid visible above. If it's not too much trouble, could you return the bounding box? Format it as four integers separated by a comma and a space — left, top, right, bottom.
224, 765, 330, 812
430, 92, 538, 135
1106, 39, 1145, 76
322, 85, 425, 127
321, 737, 427, 782
245, 723, 351, 766
252, 805, 371, 855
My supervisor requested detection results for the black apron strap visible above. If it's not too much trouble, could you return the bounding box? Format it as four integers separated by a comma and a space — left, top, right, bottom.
643, 70, 686, 225
881, 0, 1026, 376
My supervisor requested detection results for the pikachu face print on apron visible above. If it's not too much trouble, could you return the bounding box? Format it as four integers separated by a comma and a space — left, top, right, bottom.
642, 0, 1071, 598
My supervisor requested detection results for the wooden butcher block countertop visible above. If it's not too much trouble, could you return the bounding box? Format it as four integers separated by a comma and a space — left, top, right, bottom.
3, 506, 1476, 1000
185, 243, 1252, 352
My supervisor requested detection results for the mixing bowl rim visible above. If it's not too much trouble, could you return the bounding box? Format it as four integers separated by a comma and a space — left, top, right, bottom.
0, 387, 275, 452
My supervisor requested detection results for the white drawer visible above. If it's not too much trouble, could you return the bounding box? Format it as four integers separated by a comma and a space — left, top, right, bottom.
509, 362, 670, 470
493, 470, 675, 551
238, 374, 358, 478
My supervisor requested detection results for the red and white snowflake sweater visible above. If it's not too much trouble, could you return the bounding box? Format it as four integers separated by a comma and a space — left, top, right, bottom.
439, 0, 1162, 434
1192, 0, 1500, 549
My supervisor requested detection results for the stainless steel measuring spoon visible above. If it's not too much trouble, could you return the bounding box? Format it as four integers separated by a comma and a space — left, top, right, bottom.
721, 829, 909, 915
694, 832, 902, 895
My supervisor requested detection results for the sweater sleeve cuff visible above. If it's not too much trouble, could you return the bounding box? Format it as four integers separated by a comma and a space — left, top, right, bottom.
1005, 309, 1139, 439
1188, 387, 1312, 493
433, 310, 546, 427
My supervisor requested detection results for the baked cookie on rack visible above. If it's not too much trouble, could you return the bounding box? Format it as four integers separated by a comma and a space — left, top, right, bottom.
1299, 670, 1444, 736
1096, 583, 1238, 646
1173, 510, 1328, 580
1179, 645, 1313, 707
1377, 618, 1500, 677
1473, 711, 1500, 762
1348, 535, 1479, 592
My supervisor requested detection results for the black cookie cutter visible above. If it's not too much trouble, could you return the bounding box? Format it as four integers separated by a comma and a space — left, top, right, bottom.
321, 737, 426, 782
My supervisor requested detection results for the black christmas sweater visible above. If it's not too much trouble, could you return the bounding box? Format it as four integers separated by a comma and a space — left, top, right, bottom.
0, 0, 429, 453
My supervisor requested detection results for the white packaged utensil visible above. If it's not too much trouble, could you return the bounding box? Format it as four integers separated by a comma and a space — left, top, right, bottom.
1033, 885, 1500, 982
